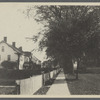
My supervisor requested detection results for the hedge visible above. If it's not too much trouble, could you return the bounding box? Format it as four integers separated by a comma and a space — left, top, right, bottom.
0, 68, 58, 80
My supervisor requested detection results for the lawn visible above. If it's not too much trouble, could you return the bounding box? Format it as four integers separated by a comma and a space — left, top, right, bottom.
66, 74, 100, 95
0, 87, 17, 94
0, 79, 17, 94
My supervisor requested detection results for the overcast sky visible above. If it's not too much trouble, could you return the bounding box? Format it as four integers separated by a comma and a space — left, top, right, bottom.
0, 3, 46, 61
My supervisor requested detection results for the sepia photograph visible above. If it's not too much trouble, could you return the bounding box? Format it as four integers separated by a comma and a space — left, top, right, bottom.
0, 3, 100, 97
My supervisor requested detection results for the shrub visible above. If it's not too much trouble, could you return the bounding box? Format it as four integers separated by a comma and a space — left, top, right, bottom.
1, 61, 18, 70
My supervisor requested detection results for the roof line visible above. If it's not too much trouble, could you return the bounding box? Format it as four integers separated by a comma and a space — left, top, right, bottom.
0, 41, 23, 54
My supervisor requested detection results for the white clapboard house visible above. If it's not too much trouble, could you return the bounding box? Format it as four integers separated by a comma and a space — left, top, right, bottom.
0, 37, 32, 70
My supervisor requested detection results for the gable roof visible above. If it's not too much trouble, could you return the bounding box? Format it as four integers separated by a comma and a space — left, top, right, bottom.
32, 55, 41, 62
0, 40, 23, 54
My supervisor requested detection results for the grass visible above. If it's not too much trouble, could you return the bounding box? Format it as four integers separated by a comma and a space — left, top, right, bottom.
66, 73, 100, 95
0, 79, 17, 95
0, 87, 17, 94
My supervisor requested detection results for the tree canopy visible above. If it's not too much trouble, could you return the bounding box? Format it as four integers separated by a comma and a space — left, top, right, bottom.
32, 6, 100, 73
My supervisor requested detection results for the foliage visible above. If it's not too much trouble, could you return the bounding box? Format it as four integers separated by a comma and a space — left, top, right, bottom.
1, 61, 18, 70
29, 6, 100, 74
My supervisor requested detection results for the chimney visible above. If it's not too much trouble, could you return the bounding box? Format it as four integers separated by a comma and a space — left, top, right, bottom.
12, 42, 16, 47
19, 46, 22, 51
4, 37, 7, 42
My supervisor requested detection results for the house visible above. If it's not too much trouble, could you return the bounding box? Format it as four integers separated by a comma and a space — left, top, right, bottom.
23, 51, 32, 62
0, 37, 32, 70
31, 49, 41, 65
31, 54, 41, 65
0, 37, 41, 70
19, 51, 32, 70
0, 37, 23, 69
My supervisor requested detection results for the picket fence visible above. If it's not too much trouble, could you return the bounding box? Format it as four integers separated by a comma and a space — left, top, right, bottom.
16, 68, 61, 95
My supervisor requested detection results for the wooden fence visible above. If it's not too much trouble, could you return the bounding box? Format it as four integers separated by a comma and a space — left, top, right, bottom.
16, 68, 61, 95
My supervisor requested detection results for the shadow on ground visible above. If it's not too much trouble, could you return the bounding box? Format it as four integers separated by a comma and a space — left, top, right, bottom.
33, 79, 56, 95
33, 86, 50, 95
53, 79, 66, 84
33, 72, 60, 95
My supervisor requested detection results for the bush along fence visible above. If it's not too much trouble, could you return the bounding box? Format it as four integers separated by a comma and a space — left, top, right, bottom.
16, 68, 61, 95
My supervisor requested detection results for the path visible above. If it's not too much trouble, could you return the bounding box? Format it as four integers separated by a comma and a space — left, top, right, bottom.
46, 70, 70, 95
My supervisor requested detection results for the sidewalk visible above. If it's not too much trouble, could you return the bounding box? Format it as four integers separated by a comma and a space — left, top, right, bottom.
46, 70, 70, 95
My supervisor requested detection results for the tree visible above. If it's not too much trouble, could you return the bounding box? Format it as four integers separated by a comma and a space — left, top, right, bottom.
30, 6, 100, 79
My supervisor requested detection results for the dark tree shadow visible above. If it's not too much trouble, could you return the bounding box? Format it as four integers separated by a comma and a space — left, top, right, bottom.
53, 79, 66, 84
66, 78, 77, 82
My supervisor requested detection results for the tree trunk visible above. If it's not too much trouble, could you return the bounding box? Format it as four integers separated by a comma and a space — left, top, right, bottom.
63, 56, 73, 74
96, 56, 100, 67
76, 58, 80, 80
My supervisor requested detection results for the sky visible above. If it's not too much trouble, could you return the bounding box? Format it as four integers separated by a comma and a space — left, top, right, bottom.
0, 3, 46, 61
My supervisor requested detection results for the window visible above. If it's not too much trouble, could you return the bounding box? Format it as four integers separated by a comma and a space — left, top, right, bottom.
2, 46, 4, 52
7, 55, 11, 61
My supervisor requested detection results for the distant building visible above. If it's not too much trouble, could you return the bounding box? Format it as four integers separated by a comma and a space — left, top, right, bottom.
31, 49, 41, 65
31, 54, 41, 65
19, 51, 32, 70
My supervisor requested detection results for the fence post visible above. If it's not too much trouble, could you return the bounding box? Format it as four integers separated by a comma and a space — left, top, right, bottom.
42, 71, 45, 86
16, 84, 20, 94
16, 80, 20, 95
